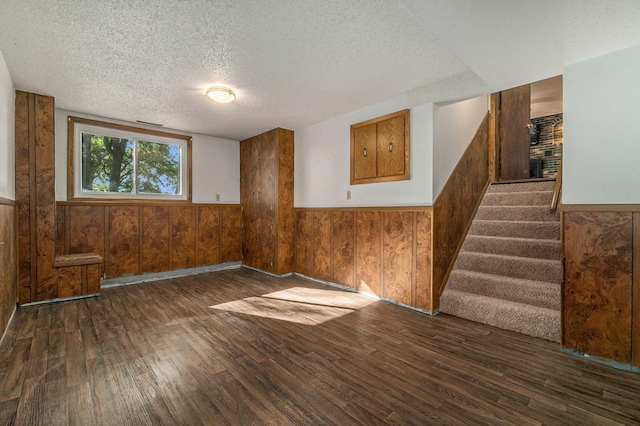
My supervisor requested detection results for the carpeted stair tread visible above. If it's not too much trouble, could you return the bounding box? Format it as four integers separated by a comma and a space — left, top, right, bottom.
469, 220, 560, 240
461, 235, 560, 259
455, 252, 561, 283
476, 205, 560, 222
439, 290, 560, 342
446, 270, 560, 310
487, 181, 555, 193
481, 191, 552, 206
440, 180, 561, 342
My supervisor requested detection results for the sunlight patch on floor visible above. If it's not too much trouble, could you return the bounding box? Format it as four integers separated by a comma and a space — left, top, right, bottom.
209, 287, 377, 325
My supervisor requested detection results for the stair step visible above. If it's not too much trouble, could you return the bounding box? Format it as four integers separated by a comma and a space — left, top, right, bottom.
461, 235, 560, 259
469, 220, 560, 240
481, 191, 552, 207
446, 270, 560, 310
454, 252, 561, 283
476, 205, 560, 222
438, 290, 560, 342
487, 181, 555, 193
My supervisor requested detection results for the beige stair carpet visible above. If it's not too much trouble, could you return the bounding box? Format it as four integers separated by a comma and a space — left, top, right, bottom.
439, 181, 561, 342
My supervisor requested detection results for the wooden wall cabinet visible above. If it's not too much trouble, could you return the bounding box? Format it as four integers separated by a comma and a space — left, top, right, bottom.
240, 128, 294, 275
350, 109, 410, 185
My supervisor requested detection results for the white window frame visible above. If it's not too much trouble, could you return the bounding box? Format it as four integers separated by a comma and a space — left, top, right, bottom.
72, 121, 190, 201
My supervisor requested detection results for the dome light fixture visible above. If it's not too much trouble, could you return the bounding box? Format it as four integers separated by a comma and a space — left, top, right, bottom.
205, 86, 236, 104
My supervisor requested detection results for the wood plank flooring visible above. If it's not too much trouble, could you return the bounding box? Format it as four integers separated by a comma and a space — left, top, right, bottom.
0, 268, 638, 425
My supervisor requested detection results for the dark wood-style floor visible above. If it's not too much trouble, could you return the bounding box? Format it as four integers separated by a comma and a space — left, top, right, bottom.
0, 268, 638, 425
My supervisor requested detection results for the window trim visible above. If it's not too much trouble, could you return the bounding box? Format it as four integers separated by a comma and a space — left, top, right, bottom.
67, 116, 192, 202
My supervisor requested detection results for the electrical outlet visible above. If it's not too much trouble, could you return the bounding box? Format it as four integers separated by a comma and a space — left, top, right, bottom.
215, 194, 220, 201
346, 190, 351, 200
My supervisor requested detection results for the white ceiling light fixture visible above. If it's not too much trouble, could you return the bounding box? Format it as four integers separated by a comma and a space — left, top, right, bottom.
205, 86, 236, 104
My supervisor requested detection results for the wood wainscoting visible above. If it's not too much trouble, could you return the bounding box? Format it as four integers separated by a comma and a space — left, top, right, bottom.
432, 113, 489, 306
294, 208, 433, 312
562, 207, 640, 367
0, 198, 17, 337
56, 203, 242, 279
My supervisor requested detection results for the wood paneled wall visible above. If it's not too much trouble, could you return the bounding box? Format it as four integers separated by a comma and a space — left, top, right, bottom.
56, 203, 242, 279
0, 200, 17, 337
15, 91, 58, 304
433, 113, 489, 306
294, 208, 432, 311
563, 209, 640, 367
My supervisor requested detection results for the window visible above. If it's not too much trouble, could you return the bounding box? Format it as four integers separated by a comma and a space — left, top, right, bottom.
69, 117, 191, 201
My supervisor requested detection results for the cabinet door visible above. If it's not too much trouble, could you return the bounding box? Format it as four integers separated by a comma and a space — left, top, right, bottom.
377, 115, 405, 177
353, 123, 377, 180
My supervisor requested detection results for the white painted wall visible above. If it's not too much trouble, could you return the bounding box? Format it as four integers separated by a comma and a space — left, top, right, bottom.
433, 95, 489, 199
294, 95, 434, 207
191, 133, 239, 204
54, 110, 239, 203
0, 49, 14, 200
563, 43, 640, 204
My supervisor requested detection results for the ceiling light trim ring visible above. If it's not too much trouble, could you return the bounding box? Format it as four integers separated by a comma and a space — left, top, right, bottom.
206, 86, 236, 104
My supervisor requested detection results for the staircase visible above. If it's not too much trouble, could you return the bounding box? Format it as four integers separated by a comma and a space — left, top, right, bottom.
439, 181, 561, 342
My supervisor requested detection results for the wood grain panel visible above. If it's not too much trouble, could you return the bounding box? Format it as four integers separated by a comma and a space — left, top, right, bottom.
563, 211, 633, 363
140, 206, 170, 273
242, 211, 256, 267
241, 128, 294, 275
172, 206, 196, 270
0, 204, 17, 336
332, 211, 355, 288
197, 206, 220, 266
257, 130, 277, 172
377, 115, 405, 177
277, 128, 295, 275
15, 91, 33, 304
221, 206, 242, 263
356, 211, 382, 296
55, 206, 66, 256
433, 113, 489, 303
499, 84, 531, 181
69, 206, 105, 257
634, 213, 640, 367
432, 198, 449, 307
415, 211, 432, 311
294, 211, 313, 276
108, 206, 140, 277
353, 123, 377, 180
57, 266, 82, 299
34, 94, 57, 301
312, 211, 332, 281
255, 217, 272, 272
87, 264, 101, 295
382, 212, 413, 305
488, 94, 499, 182
57, 203, 239, 280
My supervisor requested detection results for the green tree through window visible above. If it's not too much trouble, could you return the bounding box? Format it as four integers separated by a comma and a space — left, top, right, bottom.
81, 133, 181, 195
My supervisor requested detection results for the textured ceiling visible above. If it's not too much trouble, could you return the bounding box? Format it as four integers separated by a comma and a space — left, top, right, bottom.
1, 1, 639, 140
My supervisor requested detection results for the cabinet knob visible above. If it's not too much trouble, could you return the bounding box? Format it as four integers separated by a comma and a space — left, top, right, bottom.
363, 147, 367, 158
388, 141, 393, 152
